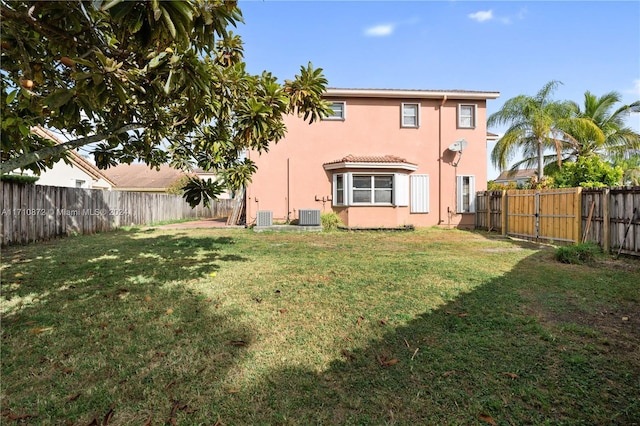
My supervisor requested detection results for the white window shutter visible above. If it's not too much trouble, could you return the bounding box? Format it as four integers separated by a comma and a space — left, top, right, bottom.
394, 173, 409, 206
410, 174, 429, 213
456, 175, 464, 213
468, 176, 476, 213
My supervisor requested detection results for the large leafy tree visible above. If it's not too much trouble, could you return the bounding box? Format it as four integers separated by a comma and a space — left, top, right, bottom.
560, 91, 640, 162
1, 1, 330, 205
487, 80, 578, 179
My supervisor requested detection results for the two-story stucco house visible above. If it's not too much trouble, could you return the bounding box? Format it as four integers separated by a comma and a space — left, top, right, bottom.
246, 88, 500, 229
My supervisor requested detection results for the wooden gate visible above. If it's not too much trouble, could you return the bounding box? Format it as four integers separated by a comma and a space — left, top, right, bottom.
505, 188, 582, 244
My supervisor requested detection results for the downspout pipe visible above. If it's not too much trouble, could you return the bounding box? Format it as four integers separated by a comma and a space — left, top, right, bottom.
438, 95, 447, 224
287, 158, 290, 223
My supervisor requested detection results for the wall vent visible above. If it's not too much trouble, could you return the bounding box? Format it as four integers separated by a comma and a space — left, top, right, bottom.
298, 209, 321, 226
256, 210, 273, 227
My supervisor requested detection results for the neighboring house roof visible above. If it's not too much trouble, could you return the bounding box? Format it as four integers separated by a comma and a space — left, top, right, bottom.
31, 126, 117, 187
101, 163, 187, 192
323, 154, 418, 171
325, 87, 500, 100
495, 169, 537, 182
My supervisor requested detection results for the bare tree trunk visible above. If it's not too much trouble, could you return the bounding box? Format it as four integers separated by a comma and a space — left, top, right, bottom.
537, 139, 545, 179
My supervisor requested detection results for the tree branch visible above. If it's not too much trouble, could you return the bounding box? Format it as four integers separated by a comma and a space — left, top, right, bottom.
0, 6, 82, 49
0, 124, 142, 174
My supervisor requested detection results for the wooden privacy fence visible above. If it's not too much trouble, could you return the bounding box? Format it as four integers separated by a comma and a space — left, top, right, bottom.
581, 187, 640, 256
476, 186, 640, 256
474, 190, 504, 232
1, 182, 235, 246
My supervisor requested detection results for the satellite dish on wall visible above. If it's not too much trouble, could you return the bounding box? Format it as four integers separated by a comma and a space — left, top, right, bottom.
448, 139, 468, 152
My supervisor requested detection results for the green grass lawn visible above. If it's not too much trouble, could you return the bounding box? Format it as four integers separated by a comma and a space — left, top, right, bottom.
1, 227, 638, 425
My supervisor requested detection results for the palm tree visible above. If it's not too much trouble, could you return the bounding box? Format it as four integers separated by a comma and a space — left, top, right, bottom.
488, 80, 576, 179
560, 91, 640, 162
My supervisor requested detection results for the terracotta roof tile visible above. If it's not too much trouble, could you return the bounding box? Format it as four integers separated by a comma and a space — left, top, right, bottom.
324, 154, 416, 166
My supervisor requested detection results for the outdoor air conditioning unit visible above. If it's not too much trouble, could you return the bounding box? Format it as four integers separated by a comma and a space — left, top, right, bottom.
256, 210, 273, 227
298, 209, 321, 226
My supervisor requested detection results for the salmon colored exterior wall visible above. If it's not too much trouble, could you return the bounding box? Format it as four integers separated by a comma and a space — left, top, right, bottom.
246, 90, 498, 228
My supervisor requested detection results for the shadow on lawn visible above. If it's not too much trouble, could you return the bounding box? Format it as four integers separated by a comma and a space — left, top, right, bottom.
2, 230, 638, 424
230, 244, 640, 425
1, 230, 254, 424
2, 231, 247, 307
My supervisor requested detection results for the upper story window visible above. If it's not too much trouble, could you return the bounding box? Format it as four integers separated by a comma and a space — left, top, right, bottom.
458, 104, 477, 128
401, 103, 420, 128
325, 101, 346, 120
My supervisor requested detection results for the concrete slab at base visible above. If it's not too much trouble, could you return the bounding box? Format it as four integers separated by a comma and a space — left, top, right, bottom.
253, 225, 323, 232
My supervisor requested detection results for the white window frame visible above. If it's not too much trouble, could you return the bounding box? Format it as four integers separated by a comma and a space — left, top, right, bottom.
351, 174, 393, 205
325, 101, 346, 121
456, 175, 476, 213
333, 173, 347, 206
401, 103, 420, 128
332, 172, 410, 207
457, 104, 477, 129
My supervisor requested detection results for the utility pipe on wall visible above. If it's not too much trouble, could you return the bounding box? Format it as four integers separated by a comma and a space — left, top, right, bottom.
438, 95, 447, 224
286, 158, 290, 222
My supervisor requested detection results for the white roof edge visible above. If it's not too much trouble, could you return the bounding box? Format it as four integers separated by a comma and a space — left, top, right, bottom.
30, 126, 117, 186
325, 88, 500, 100
323, 162, 419, 171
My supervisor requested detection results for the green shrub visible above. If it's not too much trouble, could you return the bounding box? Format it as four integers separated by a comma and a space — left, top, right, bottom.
320, 212, 343, 231
0, 174, 39, 184
552, 156, 623, 188
555, 242, 602, 265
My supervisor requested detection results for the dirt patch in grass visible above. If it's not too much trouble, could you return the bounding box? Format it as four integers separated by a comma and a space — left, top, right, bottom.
596, 257, 640, 273
522, 292, 640, 363
561, 301, 639, 354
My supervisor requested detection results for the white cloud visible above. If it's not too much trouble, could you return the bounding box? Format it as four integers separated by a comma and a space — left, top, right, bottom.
628, 79, 640, 96
516, 8, 528, 20
468, 10, 493, 23
469, 9, 526, 25
364, 24, 395, 37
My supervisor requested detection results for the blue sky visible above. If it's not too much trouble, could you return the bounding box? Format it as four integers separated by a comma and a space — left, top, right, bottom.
235, 0, 640, 179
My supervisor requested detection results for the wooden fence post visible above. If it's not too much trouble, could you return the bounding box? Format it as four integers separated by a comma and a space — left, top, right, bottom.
501, 190, 507, 236
573, 187, 582, 245
486, 192, 491, 231
602, 187, 610, 253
